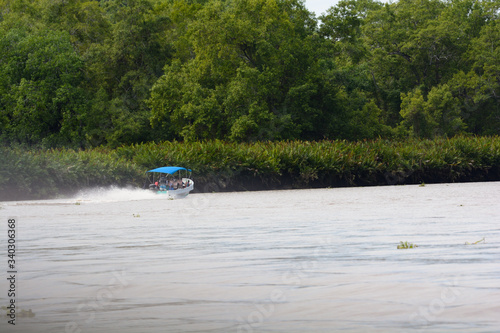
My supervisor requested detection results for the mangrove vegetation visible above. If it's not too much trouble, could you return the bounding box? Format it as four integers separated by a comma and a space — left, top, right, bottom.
0, 0, 499, 147
1, 136, 499, 200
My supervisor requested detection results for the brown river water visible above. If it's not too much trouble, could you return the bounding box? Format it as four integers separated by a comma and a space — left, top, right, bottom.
1, 182, 499, 332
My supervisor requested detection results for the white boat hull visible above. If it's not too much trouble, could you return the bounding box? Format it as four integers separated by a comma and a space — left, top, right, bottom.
155, 179, 194, 199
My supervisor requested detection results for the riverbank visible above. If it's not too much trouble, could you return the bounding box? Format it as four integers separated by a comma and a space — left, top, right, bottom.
1, 136, 500, 200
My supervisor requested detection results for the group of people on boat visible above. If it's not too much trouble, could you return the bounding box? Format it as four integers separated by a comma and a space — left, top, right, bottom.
153, 175, 189, 191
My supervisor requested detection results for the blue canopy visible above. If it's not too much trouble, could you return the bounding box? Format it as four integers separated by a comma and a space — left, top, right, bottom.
147, 166, 191, 174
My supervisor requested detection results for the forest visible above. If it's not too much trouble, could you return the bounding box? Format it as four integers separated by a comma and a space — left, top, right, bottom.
1, 0, 499, 148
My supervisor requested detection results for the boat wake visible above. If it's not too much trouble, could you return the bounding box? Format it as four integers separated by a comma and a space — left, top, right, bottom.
5, 186, 165, 207
72, 186, 161, 203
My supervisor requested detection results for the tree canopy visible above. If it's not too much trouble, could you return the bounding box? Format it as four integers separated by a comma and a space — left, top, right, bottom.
1, 0, 499, 147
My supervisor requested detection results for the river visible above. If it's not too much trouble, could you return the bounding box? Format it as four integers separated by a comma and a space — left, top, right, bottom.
1, 182, 499, 333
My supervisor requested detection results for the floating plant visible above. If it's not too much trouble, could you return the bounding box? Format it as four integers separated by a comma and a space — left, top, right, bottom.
397, 241, 418, 249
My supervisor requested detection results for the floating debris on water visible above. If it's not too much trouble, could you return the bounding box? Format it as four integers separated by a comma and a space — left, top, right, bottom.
397, 241, 418, 249
465, 237, 485, 245
2, 306, 35, 318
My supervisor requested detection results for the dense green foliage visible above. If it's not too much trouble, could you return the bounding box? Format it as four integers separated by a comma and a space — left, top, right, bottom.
1, 0, 499, 147
2, 136, 499, 199
0, 145, 142, 199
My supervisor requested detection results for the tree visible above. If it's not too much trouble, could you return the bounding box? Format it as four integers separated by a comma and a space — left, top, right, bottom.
400, 84, 463, 137
319, 0, 381, 64
82, 0, 174, 146
0, 0, 175, 147
400, 88, 433, 137
0, 28, 88, 146
38, 0, 111, 54
150, 0, 328, 142
449, 16, 500, 135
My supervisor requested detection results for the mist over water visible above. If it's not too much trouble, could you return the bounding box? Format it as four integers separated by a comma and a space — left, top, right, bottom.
1, 182, 499, 332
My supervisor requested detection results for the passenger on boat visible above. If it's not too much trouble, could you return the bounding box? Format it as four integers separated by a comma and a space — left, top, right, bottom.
159, 175, 167, 190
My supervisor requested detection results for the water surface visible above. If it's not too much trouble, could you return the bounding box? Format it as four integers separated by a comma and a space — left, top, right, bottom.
1, 182, 499, 332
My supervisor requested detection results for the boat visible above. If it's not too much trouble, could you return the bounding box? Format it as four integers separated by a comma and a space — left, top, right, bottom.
145, 166, 194, 198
